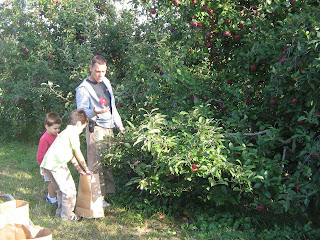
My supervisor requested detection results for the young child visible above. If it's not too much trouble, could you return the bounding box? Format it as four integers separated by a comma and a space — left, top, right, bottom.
37, 112, 62, 206
40, 109, 91, 221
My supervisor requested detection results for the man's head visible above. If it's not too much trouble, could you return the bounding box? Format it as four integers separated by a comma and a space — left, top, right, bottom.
68, 109, 88, 133
89, 55, 107, 83
45, 112, 62, 136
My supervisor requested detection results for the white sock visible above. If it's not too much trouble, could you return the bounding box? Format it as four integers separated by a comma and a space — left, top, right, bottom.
47, 193, 57, 203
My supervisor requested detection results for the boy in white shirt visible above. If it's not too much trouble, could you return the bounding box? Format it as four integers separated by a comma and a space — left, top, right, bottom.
41, 109, 91, 221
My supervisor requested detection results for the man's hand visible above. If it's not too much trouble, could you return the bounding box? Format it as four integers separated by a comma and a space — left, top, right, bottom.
118, 126, 125, 132
94, 106, 110, 114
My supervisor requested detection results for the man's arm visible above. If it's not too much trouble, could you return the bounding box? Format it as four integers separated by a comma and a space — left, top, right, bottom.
76, 87, 96, 118
118, 126, 125, 132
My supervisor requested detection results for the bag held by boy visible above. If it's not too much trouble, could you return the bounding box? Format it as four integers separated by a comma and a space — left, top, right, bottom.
75, 174, 104, 219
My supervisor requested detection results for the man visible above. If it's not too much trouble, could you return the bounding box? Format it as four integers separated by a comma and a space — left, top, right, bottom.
76, 55, 125, 207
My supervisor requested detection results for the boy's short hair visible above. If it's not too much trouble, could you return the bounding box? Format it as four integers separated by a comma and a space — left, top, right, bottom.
68, 109, 88, 125
45, 112, 62, 126
91, 55, 107, 66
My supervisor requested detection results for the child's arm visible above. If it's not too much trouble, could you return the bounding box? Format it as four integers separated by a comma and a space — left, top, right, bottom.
37, 137, 49, 165
73, 147, 91, 175
70, 156, 86, 175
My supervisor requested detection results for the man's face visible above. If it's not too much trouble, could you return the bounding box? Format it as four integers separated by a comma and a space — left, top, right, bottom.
89, 63, 107, 83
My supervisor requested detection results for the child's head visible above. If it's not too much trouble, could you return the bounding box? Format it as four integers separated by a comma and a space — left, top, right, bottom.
68, 109, 88, 133
45, 112, 62, 136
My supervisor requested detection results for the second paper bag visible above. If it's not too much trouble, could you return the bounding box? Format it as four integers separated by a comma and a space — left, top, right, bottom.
75, 174, 104, 219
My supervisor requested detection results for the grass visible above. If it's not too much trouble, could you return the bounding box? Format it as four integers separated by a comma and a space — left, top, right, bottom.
0, 142, 185, 240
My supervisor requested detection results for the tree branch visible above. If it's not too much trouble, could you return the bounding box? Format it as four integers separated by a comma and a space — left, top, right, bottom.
226, 130, 268, 136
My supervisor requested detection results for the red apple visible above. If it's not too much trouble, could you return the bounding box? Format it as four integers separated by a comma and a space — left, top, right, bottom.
270, 98, 277, 105
249, 65, 257, 71
0, 100, 3, 104
117, 102, 123, 107
99, 97, 107, 106
290, 98, 298, 104
247, 89, 253, 94
192, 0, 197, 3
243, 98, 251, 105
223, 31, 231, 37
312, 153, 319, 159
191, 22, 198, 28
205, 31, 211, 38
220, 105, 226, 111
157, 214, 166, 221
257, 204, 265, 211
207, 8, 213, 15
227, 80, 233, 85
252, 27, 258, 31
205, 42, 212, 47
295, 186, 301, 191
234, 34, 241, 40
172, 0, 179, 5
238, 22, 244, 28
192, 164, 199, 171
150, 8, 156, 14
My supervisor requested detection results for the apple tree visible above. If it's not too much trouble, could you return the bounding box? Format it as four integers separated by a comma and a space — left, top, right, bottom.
0, 0, 136, 139
108, 0, 320, 215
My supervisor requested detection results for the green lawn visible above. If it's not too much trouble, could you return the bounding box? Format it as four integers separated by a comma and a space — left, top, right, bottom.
0, 142, 185, 240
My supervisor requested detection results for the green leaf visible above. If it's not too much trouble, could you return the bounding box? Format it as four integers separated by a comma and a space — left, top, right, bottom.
149, 129, 160, 134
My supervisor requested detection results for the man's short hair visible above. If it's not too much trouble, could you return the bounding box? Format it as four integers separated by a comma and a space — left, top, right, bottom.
91, 55, 107, 66
45, 112, 62, 126
68, 109, 88, 125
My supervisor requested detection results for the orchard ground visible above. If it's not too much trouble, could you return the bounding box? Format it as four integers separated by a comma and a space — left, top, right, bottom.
1, 141, 320, 240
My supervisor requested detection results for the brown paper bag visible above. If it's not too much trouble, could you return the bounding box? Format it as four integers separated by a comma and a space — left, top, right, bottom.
75, 174, 104, 219
0, 224, 52, 240
0, 200, 30, 229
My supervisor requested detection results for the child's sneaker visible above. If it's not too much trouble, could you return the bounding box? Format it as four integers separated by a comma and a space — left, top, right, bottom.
46, 196, 58, 207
